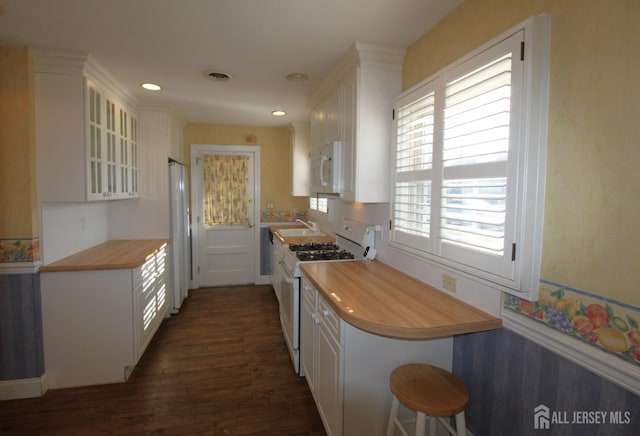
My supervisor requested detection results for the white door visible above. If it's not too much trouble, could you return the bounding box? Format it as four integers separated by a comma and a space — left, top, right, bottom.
191, 145, 260, 287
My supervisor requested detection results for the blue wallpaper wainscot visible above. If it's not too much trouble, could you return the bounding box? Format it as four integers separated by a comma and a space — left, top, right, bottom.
453, 327, 640, 436
0, 273, 44, 381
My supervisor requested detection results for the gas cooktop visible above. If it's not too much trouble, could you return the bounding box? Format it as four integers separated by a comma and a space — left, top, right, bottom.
295, 250, 355, 261
288, 242, 355, 261
288, 242, 339, 252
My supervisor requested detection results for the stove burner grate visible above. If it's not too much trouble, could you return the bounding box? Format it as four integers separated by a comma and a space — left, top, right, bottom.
289, 242, 338, 252
296, 250, 355, 261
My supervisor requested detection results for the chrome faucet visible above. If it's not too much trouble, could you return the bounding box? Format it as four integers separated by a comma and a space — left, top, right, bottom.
296, 219, 318, 232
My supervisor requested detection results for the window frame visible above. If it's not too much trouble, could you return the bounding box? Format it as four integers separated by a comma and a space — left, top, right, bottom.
309, 195, 328, 214
389, 14, 550, 301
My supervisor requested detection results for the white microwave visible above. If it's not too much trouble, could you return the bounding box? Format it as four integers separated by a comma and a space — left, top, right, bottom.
310, 141, 342, 195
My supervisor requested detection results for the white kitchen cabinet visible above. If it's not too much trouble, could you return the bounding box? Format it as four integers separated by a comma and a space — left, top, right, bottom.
34, 49, 138, 202
308, 43, 403, 202
86, 79, 139, 200
302, 279, 344, 436
316, 296, 344, 436
289, 122, 311, 196
133, 245, 168, 362
117, 101, 139, 198
310, 84, 343, 156
301, 281, 316, 391
270, 233, 284, 298
342, 61, 402, 202
40, 243, 168, 388
301, 273, 454, 436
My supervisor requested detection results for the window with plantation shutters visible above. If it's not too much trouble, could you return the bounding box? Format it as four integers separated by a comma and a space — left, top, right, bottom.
309, 196, 328, 213
392, 90, 435, 252
390, 14, 550, 300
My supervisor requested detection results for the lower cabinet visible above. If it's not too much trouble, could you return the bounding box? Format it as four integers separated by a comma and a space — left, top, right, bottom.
302, 278, 344, 436
301, 281, 316, 387
41, 245, 168, 389
133, 245, 169, 363
301, 274, 454, 436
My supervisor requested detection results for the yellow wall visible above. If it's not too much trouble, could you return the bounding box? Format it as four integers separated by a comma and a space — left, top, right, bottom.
404, 0, 640, 305
183, 123, 309, 213
0, 46, 38, 240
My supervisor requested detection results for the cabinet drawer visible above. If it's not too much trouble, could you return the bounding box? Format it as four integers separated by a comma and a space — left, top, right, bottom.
319, 294, 342, 344
302, 279, 317, 307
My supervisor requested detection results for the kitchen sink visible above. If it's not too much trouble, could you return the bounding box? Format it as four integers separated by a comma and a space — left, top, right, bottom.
277, 228, 326, 237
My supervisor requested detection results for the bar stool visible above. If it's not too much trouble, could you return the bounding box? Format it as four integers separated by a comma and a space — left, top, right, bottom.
386, 363, 469, 436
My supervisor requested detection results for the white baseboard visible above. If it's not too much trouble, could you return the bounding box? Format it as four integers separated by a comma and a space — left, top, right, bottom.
255, 275, 272, 285
0, 374, 48, 401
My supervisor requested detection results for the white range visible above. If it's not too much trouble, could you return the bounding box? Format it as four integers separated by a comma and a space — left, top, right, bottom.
273, 219, 377, 375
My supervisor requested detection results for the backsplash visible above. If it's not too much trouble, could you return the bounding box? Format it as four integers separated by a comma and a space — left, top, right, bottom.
260, 210, 306, 223
505, 280, 640, 367
0, 238, 40, 263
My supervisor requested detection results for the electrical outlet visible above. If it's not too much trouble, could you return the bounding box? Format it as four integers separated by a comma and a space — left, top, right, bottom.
442, 274, 457, 292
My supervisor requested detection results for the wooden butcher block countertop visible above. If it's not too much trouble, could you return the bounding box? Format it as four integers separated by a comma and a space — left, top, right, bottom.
300, 260, 502, 340
40, 239, 169, 272
269, 224, 336, 245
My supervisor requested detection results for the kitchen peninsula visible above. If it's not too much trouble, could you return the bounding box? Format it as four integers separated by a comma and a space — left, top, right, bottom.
302, 260, 502, 339
39, 240, 169, 389
300, 260, 502, 435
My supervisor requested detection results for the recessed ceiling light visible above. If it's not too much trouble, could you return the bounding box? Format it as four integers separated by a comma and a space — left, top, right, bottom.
286, 73, 309, 82
141, 82, 162, 91
271, 110, 286, 116
203, 70, 232, 82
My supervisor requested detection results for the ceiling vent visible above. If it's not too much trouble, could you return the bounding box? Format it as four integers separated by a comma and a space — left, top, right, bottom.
203, 70, 232, 82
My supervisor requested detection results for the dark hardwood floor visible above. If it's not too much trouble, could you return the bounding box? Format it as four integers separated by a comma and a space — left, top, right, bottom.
0, 285, 326, 435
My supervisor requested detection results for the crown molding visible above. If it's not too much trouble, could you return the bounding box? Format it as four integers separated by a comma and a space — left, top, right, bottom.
308, 42, 405, 109
31, 47, 138, 108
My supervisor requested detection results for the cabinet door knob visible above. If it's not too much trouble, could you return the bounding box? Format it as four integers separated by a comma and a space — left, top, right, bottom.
323, 310, 330, 317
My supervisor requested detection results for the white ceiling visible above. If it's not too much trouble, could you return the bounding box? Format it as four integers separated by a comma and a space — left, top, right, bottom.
0, 0, 462, 126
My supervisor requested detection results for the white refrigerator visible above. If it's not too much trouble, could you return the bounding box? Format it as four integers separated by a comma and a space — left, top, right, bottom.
169, 160, 190, 312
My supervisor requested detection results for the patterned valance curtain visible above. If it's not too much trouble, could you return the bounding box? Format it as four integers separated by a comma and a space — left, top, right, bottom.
203, 155, 250, 226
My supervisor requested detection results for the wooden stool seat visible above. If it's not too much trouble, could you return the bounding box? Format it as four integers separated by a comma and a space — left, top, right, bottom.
387, 363, 469, 436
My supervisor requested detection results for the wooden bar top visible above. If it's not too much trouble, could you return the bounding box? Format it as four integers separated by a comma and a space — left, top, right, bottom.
300, 260, 502, 340
40, 239, 169, 272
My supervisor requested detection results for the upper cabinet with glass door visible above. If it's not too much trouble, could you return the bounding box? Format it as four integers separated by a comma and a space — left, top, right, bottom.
86, 79, 138, 200
34, 49, 138, 202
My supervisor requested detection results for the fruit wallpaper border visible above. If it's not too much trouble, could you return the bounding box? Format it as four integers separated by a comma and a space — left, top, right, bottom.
0, 237, 40, 263
505, 280, 640, 366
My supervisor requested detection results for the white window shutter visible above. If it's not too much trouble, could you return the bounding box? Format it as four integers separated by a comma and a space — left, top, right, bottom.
438, 33, 523, 283
390, 14, 550, 301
